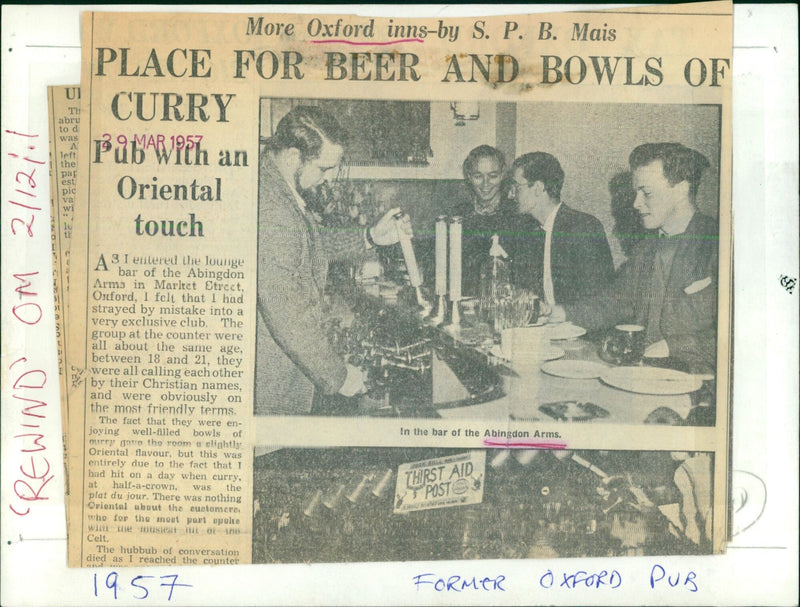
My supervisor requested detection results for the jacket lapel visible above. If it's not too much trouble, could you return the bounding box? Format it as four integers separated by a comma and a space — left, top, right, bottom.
665, 214, 702, 291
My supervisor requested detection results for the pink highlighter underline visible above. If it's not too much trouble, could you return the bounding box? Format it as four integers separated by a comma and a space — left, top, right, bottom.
482, 439, 568, 450
310, 39, 424, 46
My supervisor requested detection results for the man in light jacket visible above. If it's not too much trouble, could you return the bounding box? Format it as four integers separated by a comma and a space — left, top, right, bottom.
255, 105, 409, 415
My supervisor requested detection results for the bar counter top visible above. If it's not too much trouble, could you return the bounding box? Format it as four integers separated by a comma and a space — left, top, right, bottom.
334, 280, 712, 425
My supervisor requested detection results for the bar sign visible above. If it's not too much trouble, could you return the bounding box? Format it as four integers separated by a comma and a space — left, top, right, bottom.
393, 451, 485, 513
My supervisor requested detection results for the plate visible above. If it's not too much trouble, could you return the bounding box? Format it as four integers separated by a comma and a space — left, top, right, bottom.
544, 322, 587, 340
541, 359, 608, 379
600, 366, 702, 395
490, 345, 565, 362
523, 322, 586, 340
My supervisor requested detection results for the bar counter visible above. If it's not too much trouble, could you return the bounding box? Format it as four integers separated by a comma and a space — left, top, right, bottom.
437, 330, 695, 424
328, 279, 713, 425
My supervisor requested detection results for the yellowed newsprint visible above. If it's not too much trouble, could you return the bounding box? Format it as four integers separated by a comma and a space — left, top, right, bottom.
67, 3, 732, 566
47, 85, 81, 526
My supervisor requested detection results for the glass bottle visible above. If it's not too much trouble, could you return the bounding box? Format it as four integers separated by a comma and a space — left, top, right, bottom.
479, 234, 512, 332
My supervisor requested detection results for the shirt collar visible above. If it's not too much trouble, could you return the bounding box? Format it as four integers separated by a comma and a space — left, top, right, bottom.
659, 208, 695, 237
474, 196, 501, 216
543, 202, 562, 233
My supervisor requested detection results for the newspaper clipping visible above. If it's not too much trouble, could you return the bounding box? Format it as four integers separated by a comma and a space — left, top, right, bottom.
64, 3, 732, 566
47, 85, 82, 526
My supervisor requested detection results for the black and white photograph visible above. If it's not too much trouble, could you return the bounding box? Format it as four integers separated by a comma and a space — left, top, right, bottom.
254, 99, 721, 426
5, 2, 800, 604
252, 446, 715, 563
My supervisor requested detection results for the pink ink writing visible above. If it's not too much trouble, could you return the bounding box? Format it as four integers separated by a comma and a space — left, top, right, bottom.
6, 129, 44, 237
8, 358, 54, 516
4, 129, 53, 516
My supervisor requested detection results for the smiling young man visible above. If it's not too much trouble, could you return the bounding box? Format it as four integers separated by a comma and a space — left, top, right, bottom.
551, 143, 718, 373
465, 145, 505, 216
451, 145, 536, 297
255, 105, 410, 415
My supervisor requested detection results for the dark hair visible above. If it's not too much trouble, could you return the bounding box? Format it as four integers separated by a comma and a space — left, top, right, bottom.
462, 145, 505, 180
511, 152, 565, 200
629, 143, 710, 199
264, 105, 348, 161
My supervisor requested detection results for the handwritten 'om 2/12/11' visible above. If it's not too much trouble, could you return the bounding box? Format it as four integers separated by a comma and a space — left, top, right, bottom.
413, 563, 698, 593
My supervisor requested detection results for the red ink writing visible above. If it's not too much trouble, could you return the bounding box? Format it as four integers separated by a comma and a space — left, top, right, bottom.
8, 357, 53, 516
96, 132, 203, 153
5, 129, 44, 235
11, 271, 42, 325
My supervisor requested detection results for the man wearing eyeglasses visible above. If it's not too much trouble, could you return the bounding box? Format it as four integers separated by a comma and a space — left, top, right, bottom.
509, 151, 614, 307
255, 105, 409, 415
